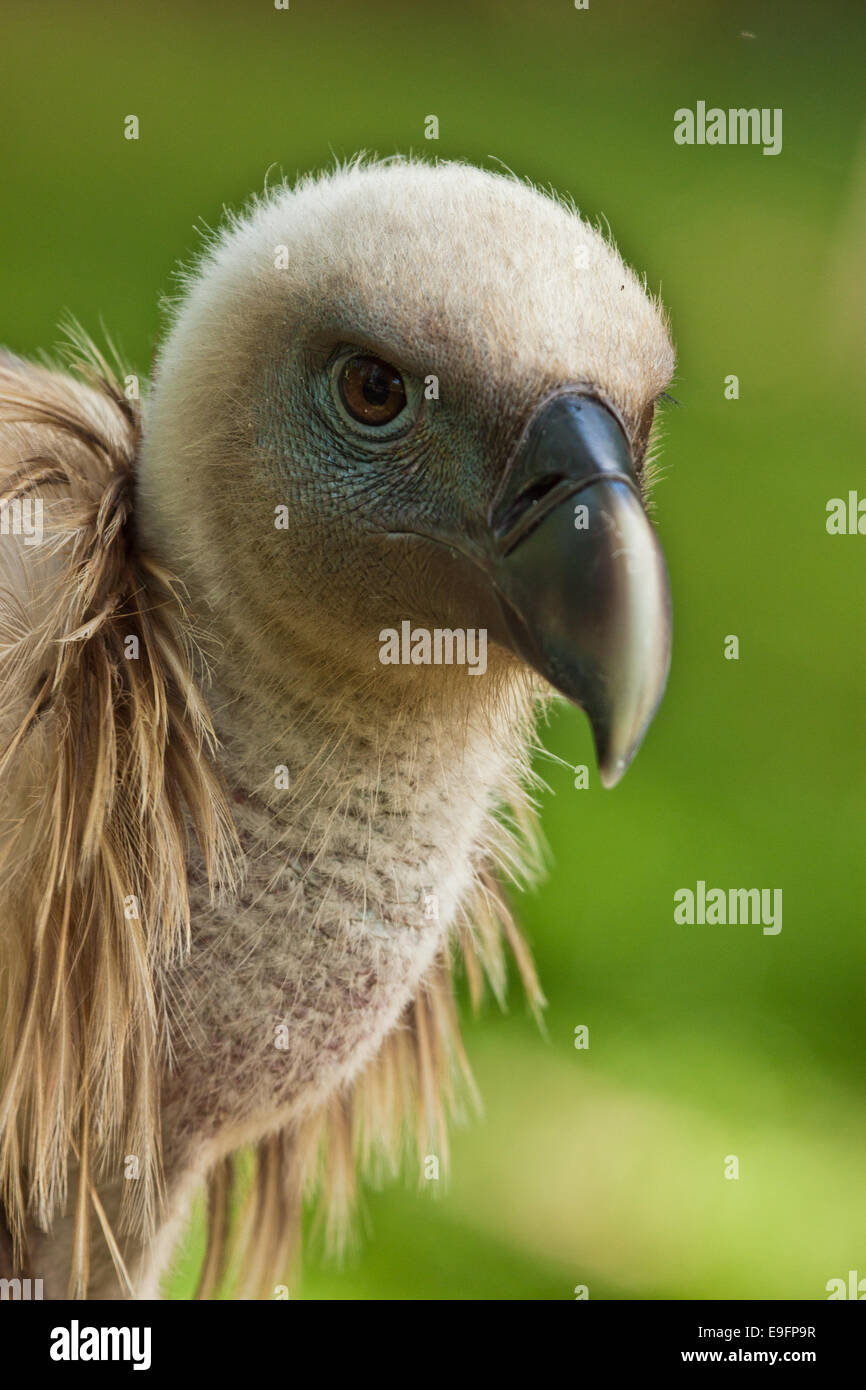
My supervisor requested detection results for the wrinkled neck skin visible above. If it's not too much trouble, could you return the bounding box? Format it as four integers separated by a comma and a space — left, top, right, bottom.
171, 631, 531, 1119
60, 577, 535, 1298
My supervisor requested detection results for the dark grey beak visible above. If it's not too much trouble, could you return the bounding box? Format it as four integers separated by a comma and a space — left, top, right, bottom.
382, 390, 671, 788
487, 392, 671, 788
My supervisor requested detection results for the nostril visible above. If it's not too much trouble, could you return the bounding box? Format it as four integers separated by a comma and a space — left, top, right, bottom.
496, 474, 565, 539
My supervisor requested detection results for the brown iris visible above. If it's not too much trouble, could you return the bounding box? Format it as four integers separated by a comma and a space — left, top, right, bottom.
338, 354, 406, 426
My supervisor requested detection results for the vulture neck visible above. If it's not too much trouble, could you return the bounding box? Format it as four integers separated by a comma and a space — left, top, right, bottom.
125, 570, 539, 1298
205, 647, 534, 921
143, 636, 536, 1173
129, 630, 537, 1299
152, 634, 536, 1163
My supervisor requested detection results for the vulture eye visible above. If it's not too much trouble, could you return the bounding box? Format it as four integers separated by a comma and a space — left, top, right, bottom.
338, 354, 407, 427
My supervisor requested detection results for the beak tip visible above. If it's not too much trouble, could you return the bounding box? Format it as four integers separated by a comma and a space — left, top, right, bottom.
593, 698, 666, 790
596, 739, 634, 789
598, 758, 626, 790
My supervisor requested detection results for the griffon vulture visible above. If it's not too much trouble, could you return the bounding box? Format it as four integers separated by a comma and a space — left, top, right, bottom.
0, 158, 675, 1298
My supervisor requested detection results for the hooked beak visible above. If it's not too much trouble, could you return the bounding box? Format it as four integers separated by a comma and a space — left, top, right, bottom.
383, 390, 671, 788
486, 392, 671, 788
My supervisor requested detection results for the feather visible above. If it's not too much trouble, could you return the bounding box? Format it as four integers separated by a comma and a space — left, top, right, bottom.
0, 334, 240, 1284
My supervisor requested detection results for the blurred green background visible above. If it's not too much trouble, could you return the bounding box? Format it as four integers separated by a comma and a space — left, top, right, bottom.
2, 0, 864, 1299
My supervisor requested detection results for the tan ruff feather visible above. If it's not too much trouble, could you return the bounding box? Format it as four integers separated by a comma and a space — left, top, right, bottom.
0, 333, 543, 1298
0, 334, 240, 1292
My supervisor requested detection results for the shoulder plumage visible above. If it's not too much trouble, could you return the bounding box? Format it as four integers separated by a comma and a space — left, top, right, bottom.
0, 335, 239, 1295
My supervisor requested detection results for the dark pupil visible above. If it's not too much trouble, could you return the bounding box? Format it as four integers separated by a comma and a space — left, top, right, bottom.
362, 362, 395, 406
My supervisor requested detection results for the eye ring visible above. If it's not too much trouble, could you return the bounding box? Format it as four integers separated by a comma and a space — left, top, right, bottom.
337, 353, 407, 427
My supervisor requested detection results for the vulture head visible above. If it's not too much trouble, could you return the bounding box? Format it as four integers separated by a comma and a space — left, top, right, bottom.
0, 157, 676, 1299
139, 158, 674, 785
